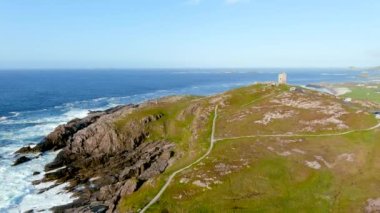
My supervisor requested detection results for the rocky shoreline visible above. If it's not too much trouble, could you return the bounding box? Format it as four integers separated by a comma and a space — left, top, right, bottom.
14, 103, 176, 212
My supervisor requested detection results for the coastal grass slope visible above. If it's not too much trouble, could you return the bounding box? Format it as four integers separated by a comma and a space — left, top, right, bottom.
117, 83, 380, 212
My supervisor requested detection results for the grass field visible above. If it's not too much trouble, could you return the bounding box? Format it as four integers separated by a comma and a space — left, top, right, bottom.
217, 84, 377, 138
342, 84, 380, 104
145, 130, 380, 212
116, 83, 380, 212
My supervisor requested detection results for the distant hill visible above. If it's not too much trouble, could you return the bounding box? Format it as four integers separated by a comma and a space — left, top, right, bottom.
368, 66, 380, 71
349, 66, 380, 71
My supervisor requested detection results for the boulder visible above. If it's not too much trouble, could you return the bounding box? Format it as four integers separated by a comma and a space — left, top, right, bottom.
13, 156, 32, 166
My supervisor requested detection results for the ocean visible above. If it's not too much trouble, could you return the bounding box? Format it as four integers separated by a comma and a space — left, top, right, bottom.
0, 68, 369, 212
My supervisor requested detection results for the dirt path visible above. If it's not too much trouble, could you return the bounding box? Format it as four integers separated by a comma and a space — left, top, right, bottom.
139, 105, 218, 213
241, 92, 275, 107
139, 90, 380, 212
215, 122, 380, 142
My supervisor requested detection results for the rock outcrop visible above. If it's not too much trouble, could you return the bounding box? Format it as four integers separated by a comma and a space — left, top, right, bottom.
14, 104, 175, 212
16, 105, 129, 154
13, 156, 32, 166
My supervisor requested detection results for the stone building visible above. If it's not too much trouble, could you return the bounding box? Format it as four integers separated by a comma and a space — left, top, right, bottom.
278, 72, 287, 84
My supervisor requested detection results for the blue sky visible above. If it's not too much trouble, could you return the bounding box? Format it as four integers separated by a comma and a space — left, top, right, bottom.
0, 0, 379, 68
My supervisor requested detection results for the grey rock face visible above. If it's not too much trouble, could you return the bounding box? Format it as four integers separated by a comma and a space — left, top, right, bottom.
16, 104, 175, 212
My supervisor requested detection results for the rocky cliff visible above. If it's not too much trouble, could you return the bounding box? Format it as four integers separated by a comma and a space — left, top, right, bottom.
15, 104, 176, 212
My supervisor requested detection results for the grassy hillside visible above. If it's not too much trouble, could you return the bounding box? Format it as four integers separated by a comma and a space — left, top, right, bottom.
342, 84, 380, 104
117, 83, 380, 212
323, 83, 380, 107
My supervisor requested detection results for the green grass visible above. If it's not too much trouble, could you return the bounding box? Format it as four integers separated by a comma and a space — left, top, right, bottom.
217, 84, 378, 138
117, 97, 216, 212
115, 83, 380, 212
144, 138, 332, 212
145, 130, 380, 212
342, 84, 380, 104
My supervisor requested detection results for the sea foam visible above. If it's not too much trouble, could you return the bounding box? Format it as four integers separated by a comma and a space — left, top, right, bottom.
0, 116, 7, 122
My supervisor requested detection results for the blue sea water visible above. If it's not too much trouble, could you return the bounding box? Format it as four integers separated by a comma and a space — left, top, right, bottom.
0, 68, 369, 211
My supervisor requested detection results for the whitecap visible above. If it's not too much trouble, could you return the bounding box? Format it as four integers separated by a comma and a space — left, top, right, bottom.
0, 116, 7, 122
15, 182, 74, 212
0, 149, 74, 212
321, 73, 347, 76
10, 112, 21, 117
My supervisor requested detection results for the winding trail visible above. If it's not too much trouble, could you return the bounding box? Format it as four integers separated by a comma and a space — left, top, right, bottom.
215, 122, 380, 142
139, 90, 380, 212
241, 93, 275, 107
139, 105, 218, 213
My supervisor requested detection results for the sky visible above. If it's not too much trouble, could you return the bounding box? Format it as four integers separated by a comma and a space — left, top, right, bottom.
0, 0, 379, 69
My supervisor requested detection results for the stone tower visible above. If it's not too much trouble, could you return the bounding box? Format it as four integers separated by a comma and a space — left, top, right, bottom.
278, 72, 287, 84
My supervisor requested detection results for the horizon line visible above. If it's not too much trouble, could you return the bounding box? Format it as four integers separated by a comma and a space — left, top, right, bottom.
0, 66, 360, 71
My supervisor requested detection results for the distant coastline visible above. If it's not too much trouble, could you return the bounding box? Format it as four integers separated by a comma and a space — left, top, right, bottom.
349, 66, 380, 71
